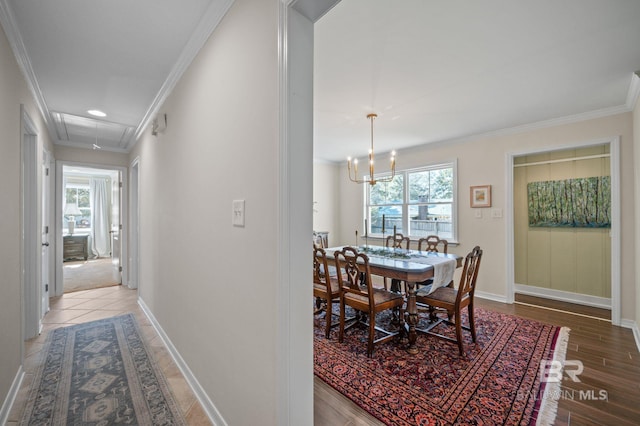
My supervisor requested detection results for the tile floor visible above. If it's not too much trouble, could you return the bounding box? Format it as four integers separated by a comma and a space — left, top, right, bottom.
7, 285, 212, 425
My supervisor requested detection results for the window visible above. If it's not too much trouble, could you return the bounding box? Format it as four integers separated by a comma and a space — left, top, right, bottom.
366, 162, 457, 241
65, 185, 91, 228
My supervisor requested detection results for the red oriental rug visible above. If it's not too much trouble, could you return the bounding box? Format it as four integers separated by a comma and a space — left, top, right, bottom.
314, 307, 569, 426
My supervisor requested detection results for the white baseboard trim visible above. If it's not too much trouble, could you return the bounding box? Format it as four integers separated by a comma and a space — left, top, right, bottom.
0, 366, 24, 425
475, 291, 508, 304
137, 297, 227, 426
619, 319, 640, 353
514, 284, 611, 310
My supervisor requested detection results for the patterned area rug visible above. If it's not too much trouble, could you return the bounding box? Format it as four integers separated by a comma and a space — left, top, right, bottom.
21, 314, 186, 425
314, 307, 569, 425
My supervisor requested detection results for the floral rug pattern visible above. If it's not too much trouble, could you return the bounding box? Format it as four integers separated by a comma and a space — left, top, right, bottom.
21, 314, 185, 425
314, 307, 568, 425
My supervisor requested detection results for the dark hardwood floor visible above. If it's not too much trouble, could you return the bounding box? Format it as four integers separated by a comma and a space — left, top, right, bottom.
314, 297, 640, 426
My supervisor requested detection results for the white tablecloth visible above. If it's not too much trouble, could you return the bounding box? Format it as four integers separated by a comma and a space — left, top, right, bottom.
409, 255, 457, 294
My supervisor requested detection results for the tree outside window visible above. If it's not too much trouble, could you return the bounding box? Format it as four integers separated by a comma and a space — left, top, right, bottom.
65, 187, 91, 228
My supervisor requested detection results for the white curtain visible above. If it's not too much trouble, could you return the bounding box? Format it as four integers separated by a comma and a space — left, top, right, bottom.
90, 178, 111, 257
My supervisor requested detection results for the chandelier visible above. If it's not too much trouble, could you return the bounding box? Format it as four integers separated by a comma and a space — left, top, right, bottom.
347, 113, 396, 185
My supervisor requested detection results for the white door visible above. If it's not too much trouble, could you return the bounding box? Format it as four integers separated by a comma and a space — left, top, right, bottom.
41, 150, 51, 315
111, 172, 122, 283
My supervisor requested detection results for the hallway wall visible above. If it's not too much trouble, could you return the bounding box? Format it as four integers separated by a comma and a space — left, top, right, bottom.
0, 23, 54, 411
129, 0, 286, 423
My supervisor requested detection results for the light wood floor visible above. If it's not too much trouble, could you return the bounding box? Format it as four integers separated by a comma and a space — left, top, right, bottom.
314, 297, 640, 426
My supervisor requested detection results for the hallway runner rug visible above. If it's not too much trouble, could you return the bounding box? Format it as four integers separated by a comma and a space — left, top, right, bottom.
314, 307, 569, 425
21, 314, 186, 425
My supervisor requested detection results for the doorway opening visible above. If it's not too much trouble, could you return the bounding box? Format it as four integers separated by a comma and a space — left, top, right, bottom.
60, 165, 123, 294
508, 137, 620, 325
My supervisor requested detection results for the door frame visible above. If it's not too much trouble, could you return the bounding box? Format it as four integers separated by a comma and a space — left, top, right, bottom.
277, 0, 342, 422
505, 136, 621, 325
54, 161, 128, 296
129, 157, 140, 289
20, 105, 42, 340
41, 147, 54, 316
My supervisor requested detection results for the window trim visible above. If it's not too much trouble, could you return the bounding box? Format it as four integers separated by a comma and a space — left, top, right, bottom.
365, 159, 458, 243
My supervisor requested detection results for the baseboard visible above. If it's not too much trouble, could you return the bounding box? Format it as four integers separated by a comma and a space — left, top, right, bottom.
0, 366, 24, 425
514, 284, 611, 310
137, 297, 228, 426
475, 290, 508, 304
619, 319, 640, 354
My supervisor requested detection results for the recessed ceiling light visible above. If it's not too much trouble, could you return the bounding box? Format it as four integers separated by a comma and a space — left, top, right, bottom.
87, 109, 106, 117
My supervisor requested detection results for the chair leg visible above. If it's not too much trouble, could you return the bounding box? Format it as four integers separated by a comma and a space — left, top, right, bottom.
339, 299, 345, 343
468, 303, 477, 343
454, 309, 464, 356
325, 298, 332, 338
367, 311, 376, 357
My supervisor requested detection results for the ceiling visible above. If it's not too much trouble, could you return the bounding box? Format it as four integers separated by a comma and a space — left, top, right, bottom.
314, 0, 640, 161
0, 0, 232, 152
1, 1, 639, 157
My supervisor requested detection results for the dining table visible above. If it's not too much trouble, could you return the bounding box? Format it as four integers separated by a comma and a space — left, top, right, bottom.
326, 245, 463, 354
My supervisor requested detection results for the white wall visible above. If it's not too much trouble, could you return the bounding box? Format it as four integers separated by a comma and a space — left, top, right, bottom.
0, 21, 53, 414
313, 160, 339, 245
129, 0, 294, 423
329, 112, 636, 320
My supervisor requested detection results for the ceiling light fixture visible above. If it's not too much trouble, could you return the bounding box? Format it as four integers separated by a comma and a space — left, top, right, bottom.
347, 113, 396, 186
87, 109, 106, 117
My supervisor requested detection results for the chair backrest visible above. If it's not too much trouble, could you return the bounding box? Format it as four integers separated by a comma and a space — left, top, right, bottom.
385, 233, 410, 250
333, 246, 374, 305
313, 246, 331, 288
456, 246, 483, 304
418, 235, 448, 253
313, 232, 325, 248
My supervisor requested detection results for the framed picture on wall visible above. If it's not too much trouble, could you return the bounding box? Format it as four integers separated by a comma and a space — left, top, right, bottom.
470, 185, 491, 208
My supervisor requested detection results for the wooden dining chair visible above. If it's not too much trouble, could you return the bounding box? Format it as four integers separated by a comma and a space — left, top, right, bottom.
384, 233, 411, 292
313, 247, 340, 338
417, 235, 448, 254
334, 246, 405, 357
385, 233, 411, 250
416, 235, 450, 289
415, 245, 483, 356
313, 232, 325, 248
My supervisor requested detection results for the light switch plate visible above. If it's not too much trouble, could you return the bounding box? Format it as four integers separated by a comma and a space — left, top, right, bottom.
232, 200, 245, 227
492, 208, 503, 218
474, 210, 482, 218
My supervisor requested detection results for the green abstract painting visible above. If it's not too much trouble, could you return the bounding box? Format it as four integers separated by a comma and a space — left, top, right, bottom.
527, 177, 610, 228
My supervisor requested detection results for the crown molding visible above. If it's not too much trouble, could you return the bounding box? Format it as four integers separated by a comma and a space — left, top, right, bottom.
54, 139, 129, 154
0, 0, 54, 134
133, 0, 235, 143
420, 104, 632, 152
626, 71, 640, 110
316, 102, 634, 162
